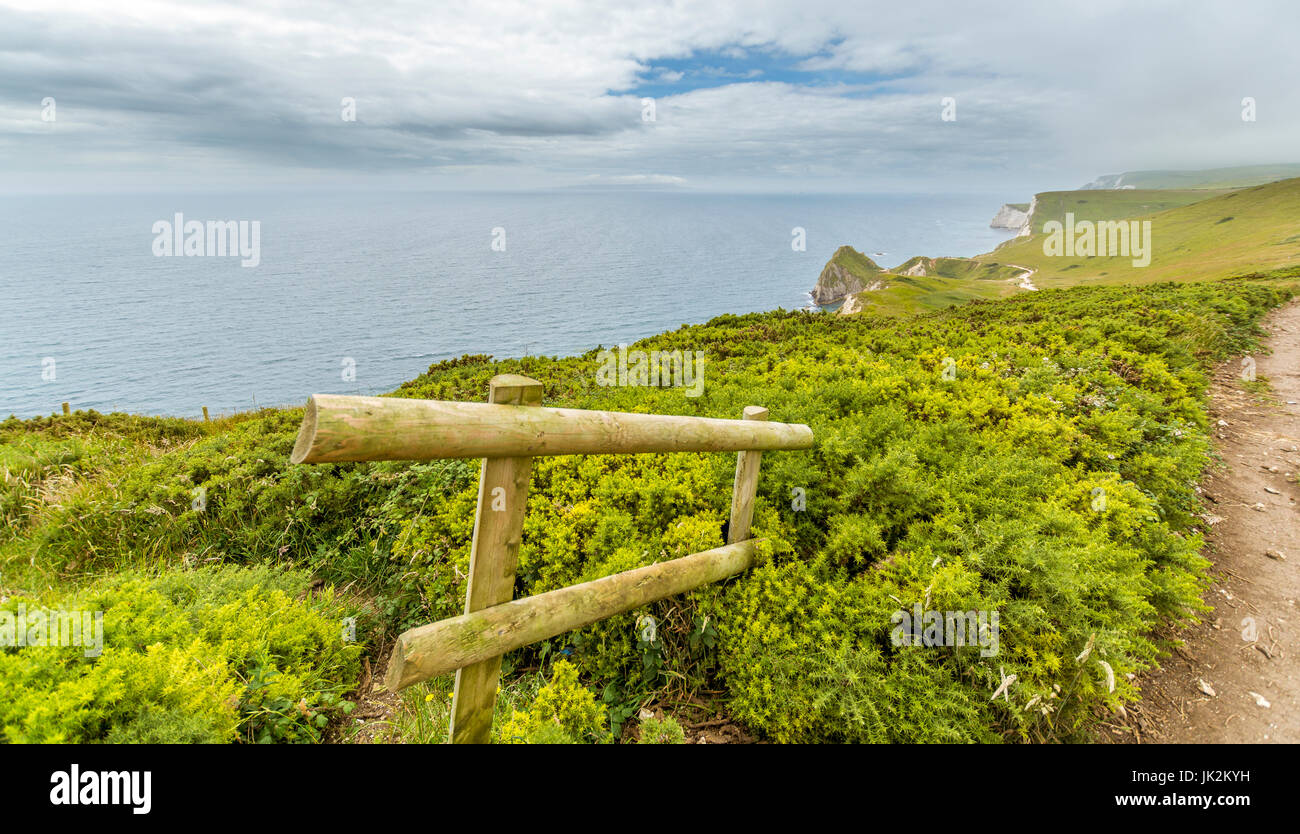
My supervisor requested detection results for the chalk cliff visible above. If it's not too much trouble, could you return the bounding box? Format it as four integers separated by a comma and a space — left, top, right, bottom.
990, 203, 1030, 232
810, 245, 885, 304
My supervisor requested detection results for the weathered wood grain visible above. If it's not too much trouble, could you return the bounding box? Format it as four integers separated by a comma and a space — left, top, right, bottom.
386, 538, 760, 690
727, 405, 768, 544
290, 394, 812, 464
446, 375, 542, 744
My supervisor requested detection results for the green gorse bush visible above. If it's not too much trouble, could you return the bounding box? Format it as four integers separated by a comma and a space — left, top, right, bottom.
0, 565, 361, 743
2, 273, 1294, 742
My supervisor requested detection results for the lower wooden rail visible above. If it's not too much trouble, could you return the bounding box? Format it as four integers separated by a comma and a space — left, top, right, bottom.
386, 538, 759, 690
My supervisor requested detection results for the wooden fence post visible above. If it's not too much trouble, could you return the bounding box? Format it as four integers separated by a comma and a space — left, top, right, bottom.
61, 402, 70, 416
727, 406, 768, 544
448, 374, 544, 744
202, 406, 210, 422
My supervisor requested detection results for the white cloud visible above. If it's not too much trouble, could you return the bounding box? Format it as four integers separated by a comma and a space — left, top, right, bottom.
1, 0, 1296, 192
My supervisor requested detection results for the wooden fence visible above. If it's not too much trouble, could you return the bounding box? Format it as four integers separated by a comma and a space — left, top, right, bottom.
56, 403, 212, 421
289, 374, 813, 743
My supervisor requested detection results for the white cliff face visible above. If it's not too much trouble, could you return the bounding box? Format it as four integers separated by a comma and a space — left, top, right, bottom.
1016, 196, 1037, 236
990, 203, 1031, 234
836, 280, 887, 315
900, 257, 933, 277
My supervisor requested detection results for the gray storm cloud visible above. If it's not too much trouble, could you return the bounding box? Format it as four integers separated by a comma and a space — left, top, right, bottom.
1, 0, 1297, 192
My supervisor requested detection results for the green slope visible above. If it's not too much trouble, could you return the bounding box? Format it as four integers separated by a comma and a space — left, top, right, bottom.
1084, 164, 1300, 190
839, 257, 1029, 316
839, 176, 1300, 315
830, 245, 885, 277
892, 256, 1026, 282
984, 176, 1300, 286
1020, 188, 1237, 233
841, 272, 1019, 316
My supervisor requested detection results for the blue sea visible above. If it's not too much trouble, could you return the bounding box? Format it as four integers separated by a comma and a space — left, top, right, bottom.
0, 190, 1014, 418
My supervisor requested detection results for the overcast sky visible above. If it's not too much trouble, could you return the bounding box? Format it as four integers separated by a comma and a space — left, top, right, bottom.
2, 0, 1297, 194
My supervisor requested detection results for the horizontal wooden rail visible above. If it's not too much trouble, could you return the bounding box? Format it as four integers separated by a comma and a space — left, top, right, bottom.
291, 392, 813, 464
385, 538, 760, 691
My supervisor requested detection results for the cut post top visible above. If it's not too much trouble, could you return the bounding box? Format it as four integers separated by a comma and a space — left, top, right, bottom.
488, 374, 544, 406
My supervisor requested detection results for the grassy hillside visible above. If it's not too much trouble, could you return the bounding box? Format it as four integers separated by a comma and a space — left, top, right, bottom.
893, 256, 1024, 282
4, 271, 1297, 743
839, 175, 1300, 317
829, 245, 884, 277
841, 271, 1021, 316
1020, 188, 1237, 232
1083, 164, 1300, 190
832, 257, 1028, 315
987, 177, 1300, 285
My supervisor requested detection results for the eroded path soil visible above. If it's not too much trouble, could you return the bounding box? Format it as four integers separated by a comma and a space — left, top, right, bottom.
1116, 300, 1300, 743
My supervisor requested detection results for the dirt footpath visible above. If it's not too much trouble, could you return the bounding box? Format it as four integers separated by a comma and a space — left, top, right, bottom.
1117, 300, 1300, 743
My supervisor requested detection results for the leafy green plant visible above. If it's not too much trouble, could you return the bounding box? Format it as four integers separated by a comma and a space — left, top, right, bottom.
496, 660, 610, 744
0, 564, 361, 743
636, 715, 686, 744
